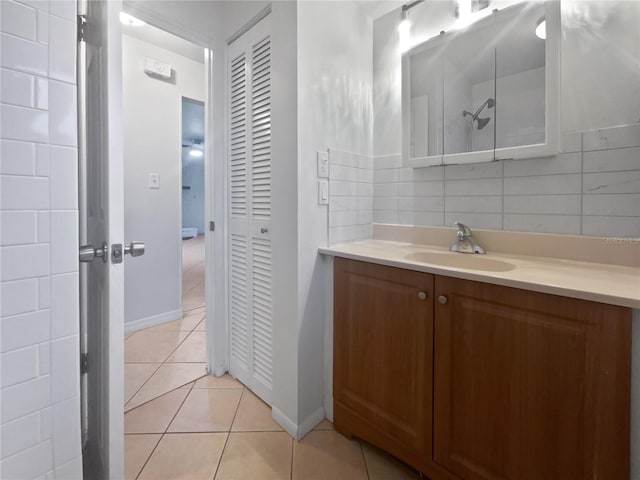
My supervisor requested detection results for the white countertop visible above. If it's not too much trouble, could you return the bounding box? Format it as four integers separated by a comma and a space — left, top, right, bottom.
319, 239, 640, 309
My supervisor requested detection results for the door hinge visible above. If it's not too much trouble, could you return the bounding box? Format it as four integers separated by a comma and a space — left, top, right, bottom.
77, 15, 87, 43
209, 221, 215, 232
80, 353, 88, 374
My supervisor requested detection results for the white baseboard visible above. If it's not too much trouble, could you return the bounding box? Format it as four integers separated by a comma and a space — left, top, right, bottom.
272, 406, 327, 441
125, 309, 183, 333
272, 407, 299, 439
297, 406, 326, 440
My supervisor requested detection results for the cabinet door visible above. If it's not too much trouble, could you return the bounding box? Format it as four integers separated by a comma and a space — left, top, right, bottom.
334, 258, 434, 459
434, 277, 631, 480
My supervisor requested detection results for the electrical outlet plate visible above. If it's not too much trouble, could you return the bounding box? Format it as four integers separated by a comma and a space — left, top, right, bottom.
317, 151, 329, 178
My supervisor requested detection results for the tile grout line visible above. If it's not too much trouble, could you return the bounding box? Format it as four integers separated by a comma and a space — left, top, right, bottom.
133, 379, 195, 480
211, 387, 246, 480
360, 441, 371, 480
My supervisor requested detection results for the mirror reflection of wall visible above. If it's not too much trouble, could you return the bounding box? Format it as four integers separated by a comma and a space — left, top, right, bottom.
181, 98, 205, 239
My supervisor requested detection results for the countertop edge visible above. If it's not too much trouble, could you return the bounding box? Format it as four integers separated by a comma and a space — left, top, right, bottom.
319, 246, 640, 310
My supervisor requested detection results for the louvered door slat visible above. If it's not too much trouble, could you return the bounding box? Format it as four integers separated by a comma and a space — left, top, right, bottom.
228, 15, 273, 405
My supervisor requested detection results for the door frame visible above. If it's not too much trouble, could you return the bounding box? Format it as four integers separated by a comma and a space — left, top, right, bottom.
120, 4, 222, 374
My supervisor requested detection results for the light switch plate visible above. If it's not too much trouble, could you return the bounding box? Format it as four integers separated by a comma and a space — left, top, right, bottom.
149, 173, 160, 189
318, 179, 329, 205
317, 151, 329, 178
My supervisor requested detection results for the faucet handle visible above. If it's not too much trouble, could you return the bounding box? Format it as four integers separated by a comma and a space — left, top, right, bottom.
454, 221, 472, 238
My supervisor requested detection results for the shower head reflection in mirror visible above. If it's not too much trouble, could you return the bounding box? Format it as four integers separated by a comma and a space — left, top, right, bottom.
463, 97, 495, 130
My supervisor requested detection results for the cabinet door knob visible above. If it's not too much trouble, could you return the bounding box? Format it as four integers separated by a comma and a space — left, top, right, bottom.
418, 291, 427, 300
438, 295, 448, 305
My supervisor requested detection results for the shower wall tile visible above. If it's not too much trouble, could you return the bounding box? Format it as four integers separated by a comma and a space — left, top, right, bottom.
369, 124, 640, 237
1, 1, 82, 477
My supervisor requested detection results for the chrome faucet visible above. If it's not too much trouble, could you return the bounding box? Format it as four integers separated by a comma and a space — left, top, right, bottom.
449, 222, 486, 254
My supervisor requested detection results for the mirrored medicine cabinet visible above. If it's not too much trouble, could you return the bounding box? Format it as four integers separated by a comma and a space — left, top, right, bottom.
402, 1, 560, 167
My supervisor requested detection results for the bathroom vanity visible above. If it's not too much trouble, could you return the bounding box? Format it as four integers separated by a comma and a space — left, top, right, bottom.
321, 226, 639, 480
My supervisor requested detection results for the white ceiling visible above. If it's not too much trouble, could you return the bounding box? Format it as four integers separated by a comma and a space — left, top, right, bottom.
121, 15, 205, 63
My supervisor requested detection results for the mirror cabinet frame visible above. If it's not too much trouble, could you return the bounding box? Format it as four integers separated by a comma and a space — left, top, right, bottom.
402, 1, 560, 168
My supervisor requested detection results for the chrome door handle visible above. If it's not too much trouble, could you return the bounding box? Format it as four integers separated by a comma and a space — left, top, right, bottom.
79, 242, 108, 263
124, 241, 145, 257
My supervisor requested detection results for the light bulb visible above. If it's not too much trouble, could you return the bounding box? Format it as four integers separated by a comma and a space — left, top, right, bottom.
535, 19, 546, 40
398, 13, 411, 53
189, 149, 203, 158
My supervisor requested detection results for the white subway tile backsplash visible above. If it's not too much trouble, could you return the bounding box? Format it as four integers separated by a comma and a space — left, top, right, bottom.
1, 375, 51, 422
1, 244, 49, 281
1, 346, 39, 388
48, 15, 76, 83
400, 166, 444, 182
358, 168, 373, 183
0, 278, 38, 317
0, 413, 40, 459
504, 174, 581, 195
0, 104, 49, 143
444, 212, 502, 230
51, 273, 79, 339
38, 342, 50, 375
35, 77, 48, 109
560, 131, 582, 153
445, 195, 502, 214
329, 195, 357, 212
54, 456, 82, 480
582, 124, 640, 152
38, 277, 50, 309
37, 211, 49, 242
357, 196, 373, 211
583, 147, 640, 173
0, 68, 35, 107
0, 1, 37, 41
503, 214, 581, 235
357, 182, 372, 197
329, 149, 358, 168
373, 210, 398, 224
51, 336, 79, 403
398, 195, 443, 212
582, 194, 640, 217
445, 162, 501, 180
329, 163, 359, 182
50, 211, 78, 275
330, 180, 358, 197
49, 146, 77, 210
48, 81, 77, 146
503, 153, 582, 177
35, 144, 49, 176
374, 154, 401, 169
373, 182, 397, 197
52, 396, 81, 466
48, 0, 75, 21
0, 33, 47, 76
329, 210, 359, 228
400, 211, 445, 226
0, 211, 37, 245
445, 178, 501, 196
504, 194, 581, 215
0, 140, 36, 175
582, 216, 640, 238
0, 439, 53, 479
374, 196, 398, 211
1, 309, 49, 353
400, 181, 444, 196
374, 168, 399, 183
583, 171, 640, 194
36, 9, 48, 43
0, 175, 49, 210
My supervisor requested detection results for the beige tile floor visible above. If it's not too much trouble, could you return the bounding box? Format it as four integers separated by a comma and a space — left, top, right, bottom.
125, 375, 421, 480
125, 235, 420, 479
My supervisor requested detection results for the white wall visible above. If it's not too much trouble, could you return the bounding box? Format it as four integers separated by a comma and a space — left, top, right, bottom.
123, 33, 204, 327
371, 0, 640, 237
297, 0, 374, 430
0, 0, 83, 477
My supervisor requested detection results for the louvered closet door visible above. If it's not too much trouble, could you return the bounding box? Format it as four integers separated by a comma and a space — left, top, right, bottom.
228, 15, 274, 405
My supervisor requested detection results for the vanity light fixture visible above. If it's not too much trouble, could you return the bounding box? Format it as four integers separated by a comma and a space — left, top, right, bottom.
398, 0, 425, 52
189, 149, 204, 158
119, 12, 146, 27
535, 17, 546, 39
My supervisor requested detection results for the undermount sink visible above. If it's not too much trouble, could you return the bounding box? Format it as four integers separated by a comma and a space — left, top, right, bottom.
404, 252, 516, 272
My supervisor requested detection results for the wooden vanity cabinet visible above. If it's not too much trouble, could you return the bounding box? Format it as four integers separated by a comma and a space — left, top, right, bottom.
333, 258, 631, 480
333, 258, 441, 477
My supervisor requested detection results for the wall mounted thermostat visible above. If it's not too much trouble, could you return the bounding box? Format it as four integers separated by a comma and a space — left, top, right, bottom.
143, 56, 172, 79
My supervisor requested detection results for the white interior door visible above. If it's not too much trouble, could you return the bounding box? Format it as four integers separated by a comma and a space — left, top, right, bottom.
228, 15, 274, 405
78, 0, 125, 477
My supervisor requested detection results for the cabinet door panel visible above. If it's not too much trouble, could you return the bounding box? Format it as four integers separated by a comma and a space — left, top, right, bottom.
334, 258, 433, 458
434, 277, 631, 480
